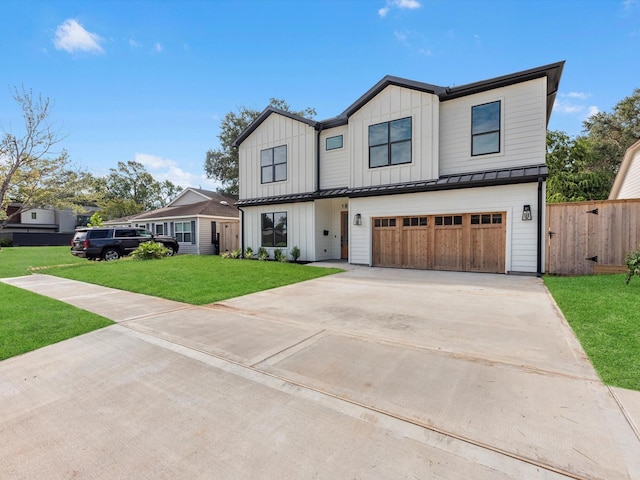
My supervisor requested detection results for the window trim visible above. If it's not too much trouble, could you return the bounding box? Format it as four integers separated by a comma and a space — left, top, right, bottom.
175, 221, 192, 243
260, 145, 287, 184
261, 211, 288, 248
326, 135, 343, 151
471, 100, 501, 157
368, 117, 412, 168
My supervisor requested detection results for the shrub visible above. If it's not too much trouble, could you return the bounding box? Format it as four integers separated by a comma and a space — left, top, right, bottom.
220, 251, 231, 258
130, 241, 170, 260
273, 248, 286, 262
244, 247, 254, 259
290, 245, 301, 262
230, 248, 242, 259
625, 246, 640, 285
257, 247, 269, 261
0, 237, 12, 248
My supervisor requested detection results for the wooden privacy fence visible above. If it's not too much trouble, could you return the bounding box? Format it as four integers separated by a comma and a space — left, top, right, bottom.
546, 199, 640, 275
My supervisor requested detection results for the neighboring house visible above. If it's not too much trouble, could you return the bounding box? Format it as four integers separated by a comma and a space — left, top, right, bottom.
104, 188, 240, 255
233, 61, 565, 274
609, 139, 640, 199
1, 203, 98, 246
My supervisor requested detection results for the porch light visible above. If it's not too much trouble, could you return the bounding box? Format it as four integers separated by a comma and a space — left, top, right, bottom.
522, 205, 532, 221
353, 213, 362, 226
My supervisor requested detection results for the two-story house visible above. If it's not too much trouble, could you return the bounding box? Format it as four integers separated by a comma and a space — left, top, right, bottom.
233, 61, 564, 275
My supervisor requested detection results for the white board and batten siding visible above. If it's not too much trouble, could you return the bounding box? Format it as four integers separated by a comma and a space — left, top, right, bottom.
314, 198, 347, 261
242, 203, 316, 261
319, 125, 349, 189
349, 182, 543, 273
349, 85, 440, 188
439, 77, 547, 176
239, 114, 316, 199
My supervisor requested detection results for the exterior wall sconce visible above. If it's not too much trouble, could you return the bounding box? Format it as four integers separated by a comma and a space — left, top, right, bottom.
522, 205, 532, 221
353, 213, 362, 226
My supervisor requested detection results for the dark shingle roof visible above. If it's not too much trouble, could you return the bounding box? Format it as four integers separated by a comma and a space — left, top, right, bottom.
129, 199, 239, 220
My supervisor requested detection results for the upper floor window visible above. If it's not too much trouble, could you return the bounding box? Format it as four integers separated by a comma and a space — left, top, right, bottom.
31, 212, 37, 220
326, 135, 343, 150
471, 101, 501, 156
369, 117, 412, 168
261, 145, 287, 183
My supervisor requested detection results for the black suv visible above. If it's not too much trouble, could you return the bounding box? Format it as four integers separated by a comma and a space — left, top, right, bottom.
70, 227, 179, 261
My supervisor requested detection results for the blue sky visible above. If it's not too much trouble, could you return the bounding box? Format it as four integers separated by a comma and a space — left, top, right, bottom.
1, 0, 639, 191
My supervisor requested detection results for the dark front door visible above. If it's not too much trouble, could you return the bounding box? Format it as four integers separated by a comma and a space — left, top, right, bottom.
340, 211, 348, 259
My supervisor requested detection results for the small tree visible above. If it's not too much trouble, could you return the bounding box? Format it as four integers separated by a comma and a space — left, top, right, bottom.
290, 246, 301, 262
625, 247, 640, 285
87, 212, 103, 227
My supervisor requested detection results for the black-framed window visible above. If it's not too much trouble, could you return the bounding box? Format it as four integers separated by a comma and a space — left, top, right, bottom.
326, 135, 343, 150
471, 101, 501, 156
369, 117, 412, 168
260, 145, 287, 183
261, 212, 287, 247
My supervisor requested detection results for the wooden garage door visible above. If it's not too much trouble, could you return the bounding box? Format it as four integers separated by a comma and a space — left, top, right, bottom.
372, 213, 505, 273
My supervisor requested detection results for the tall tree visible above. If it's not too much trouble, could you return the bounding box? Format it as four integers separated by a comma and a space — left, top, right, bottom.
0, 87, 80, 227
96, 160, 181, 217
546, 88, 640, 202
204, 98, 316, 195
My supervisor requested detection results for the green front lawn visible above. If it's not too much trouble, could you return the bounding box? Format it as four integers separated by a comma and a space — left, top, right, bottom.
45, 254, 343, 305
0, 245, 84, 278
0, 282, 113, 361
544, 274, 640, 391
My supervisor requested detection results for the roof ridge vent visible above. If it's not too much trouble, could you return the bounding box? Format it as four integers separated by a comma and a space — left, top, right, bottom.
220, 200, 229, 206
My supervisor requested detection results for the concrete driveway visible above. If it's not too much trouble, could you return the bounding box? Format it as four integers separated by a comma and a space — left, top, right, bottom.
2, 267, 639, 479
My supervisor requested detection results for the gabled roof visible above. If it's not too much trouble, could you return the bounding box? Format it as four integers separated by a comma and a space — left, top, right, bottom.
609, 139, 640, 199
168, 187, 236, 206
233, 61, 565, 148
132, 199, 239, 220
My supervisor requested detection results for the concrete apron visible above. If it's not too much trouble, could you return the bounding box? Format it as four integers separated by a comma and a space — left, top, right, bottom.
2, 272, 640, 479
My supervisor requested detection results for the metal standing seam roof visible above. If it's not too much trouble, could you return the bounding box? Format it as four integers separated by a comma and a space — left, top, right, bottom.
235, 164, 548, 207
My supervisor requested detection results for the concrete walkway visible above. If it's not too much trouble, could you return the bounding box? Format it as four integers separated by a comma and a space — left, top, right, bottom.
1, 269, 640, 479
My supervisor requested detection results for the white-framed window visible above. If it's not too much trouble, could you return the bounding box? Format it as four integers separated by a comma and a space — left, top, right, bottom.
260, 145, 287, 183
31, 212, 37, 220
175, 222, 192, 243
471, 101, 501, 156
326, 135, 343, 150
155, 224, 164, 235
369, 117, 412, 168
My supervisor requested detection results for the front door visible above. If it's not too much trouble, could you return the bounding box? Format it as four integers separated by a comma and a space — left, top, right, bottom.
340, 211, 349, 259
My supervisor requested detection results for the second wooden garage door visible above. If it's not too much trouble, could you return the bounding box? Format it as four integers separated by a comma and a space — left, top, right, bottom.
372, 213, 505, 273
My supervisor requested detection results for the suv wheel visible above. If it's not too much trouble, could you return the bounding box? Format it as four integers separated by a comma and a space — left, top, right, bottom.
102, 248, 121, 261
165, 245, 177, 256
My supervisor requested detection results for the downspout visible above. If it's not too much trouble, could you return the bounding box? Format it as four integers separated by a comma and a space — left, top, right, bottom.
536, 177, 543, 277
237, 206, 245, 257
316, 124, 323, 193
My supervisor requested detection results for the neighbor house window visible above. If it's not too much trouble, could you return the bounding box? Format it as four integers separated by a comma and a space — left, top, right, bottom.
471, 101, 501, 156
31, 212, 37, 220
261, 212, 287, 247
369, 117, 412, 168
175, 222, 192, 243
326, 135, 343, 150
261, 145, 287, 183
155, 224, 164, 235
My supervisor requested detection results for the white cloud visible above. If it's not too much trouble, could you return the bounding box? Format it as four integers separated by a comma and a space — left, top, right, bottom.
586, 106, 600, 118
564, 91, 590, 100
53, 19, 104, 54
154, 42, 163, 52
134, 153, 218, 190
129, 39, 142, 48
379, 0, 421, 17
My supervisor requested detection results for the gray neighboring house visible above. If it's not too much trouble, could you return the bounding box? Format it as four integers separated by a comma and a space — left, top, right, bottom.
104, 188, 240, 255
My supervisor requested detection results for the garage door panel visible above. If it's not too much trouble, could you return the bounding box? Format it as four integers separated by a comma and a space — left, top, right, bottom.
401, 228, 430, 269
470, 227, 505, 273
433, 228, 464, 270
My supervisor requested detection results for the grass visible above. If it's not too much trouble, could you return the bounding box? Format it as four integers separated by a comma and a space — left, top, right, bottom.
544, 273, 640, 391
45, 254, 343, 305
0, 246, 114, 360
0, 245, 85, 278
0, 283, 113, 361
